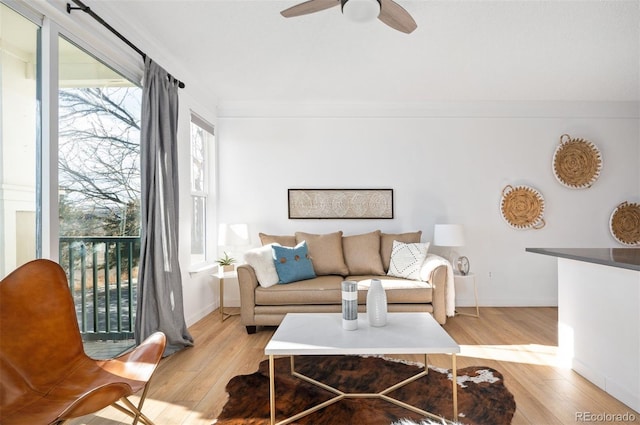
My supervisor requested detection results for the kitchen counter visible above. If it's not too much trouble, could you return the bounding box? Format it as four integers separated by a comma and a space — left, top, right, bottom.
526, 247, 640, 271
527, 247, 640, 413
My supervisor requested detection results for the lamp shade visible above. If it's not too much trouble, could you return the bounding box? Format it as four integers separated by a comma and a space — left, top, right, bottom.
341, 0, 381, 23
433, 224, 465, 247
218, 223, 250, 247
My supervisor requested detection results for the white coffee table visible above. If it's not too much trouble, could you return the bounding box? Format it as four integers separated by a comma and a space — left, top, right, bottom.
264, 312, 461, 425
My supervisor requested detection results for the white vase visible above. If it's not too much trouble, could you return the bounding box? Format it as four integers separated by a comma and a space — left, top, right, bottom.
366, 279, 387, 327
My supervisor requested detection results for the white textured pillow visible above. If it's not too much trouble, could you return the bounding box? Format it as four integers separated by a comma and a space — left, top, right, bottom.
243, 243, 281, 288
387, 240, 430, 280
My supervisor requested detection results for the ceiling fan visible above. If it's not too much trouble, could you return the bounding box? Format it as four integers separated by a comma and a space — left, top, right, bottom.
280, 0, 417, 34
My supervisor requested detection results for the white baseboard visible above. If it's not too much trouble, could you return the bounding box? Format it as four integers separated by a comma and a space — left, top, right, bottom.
186, 303, 217, 327
457, 297, 558, 307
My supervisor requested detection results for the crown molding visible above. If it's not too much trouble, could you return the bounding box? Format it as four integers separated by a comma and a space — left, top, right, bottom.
217, 101, 640, 119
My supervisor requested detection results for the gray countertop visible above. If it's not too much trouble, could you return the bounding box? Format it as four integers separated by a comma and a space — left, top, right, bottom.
526, 247, 640, 272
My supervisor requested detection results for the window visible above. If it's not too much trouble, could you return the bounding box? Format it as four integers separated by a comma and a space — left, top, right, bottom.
190, 113, 214, 265
0, 4, 40, 277
58, 37, 142, 240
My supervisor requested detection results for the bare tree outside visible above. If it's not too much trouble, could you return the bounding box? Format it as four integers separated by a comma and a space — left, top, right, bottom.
58, 86, 142, 238
58, 85, 142, 341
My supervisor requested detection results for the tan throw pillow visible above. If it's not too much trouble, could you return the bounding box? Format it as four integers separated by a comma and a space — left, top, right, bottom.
342, 231, 384, 275
259, 233, 296, 247
295, 231, 349, 276
380, 231, 422, 272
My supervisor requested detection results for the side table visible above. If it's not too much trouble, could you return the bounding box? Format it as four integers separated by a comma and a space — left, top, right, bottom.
454, 272, 480, 318
217, 269, 240, 322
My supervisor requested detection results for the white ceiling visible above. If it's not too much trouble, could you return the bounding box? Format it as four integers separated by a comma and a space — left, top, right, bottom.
92, 0, 639, 105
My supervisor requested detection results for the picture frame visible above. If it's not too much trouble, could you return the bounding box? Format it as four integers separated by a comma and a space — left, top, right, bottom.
288, 189, 394, 219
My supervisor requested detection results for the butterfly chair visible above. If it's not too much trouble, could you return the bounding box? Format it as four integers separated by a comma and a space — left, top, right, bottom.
0, 259, 166, 425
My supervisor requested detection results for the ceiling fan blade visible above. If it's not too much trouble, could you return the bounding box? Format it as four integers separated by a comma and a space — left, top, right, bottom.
281, 0, 340, 18
378, 0, 417, 33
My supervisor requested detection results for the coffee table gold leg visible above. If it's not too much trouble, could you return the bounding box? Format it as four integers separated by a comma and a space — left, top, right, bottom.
269, 355, 275, 425
452, 354, 458, 420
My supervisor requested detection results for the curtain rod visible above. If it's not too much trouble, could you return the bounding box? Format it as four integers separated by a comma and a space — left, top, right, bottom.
66, 0, 186, 89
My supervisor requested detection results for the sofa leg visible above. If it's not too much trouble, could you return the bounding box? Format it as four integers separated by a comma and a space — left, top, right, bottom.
245, 326, 257, 334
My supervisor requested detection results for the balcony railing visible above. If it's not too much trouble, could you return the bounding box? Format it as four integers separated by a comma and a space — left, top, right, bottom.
59, 236, 140, 341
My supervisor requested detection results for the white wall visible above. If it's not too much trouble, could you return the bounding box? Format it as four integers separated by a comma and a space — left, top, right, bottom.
216, 101, 639, 307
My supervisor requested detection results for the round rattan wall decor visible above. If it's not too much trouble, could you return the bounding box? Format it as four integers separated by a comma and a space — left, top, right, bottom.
552, 134, 602, 189
500, 185, 546, 230
609, 201, 640, 246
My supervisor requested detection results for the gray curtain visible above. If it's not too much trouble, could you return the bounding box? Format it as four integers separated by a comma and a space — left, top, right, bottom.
135, 57, 194, 356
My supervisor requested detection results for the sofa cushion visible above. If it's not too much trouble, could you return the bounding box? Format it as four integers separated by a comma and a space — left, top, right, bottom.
254, 275, 432, 306
255, 275, 344, 305
243, 243, 280, 288
295, 231, 349, 276
356, 277, 433, 303
380, 231, 422, 272
387, 240, 430, 280
272, 242, 316, 284
357, 278, 432, 290
259, 233, 296, 247
342, 230, 384, 275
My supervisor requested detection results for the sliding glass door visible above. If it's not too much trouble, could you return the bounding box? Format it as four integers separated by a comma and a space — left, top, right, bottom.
1, 2, 144, 352
58, 37, 142, 341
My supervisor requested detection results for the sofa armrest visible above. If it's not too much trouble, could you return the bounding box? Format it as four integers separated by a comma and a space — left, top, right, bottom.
420, 254, 449, 325
427, 264, 448, 325
236, 264, 259, 326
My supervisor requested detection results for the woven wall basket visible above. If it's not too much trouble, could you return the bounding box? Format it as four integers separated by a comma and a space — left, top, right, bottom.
552, 134, 602, 189
500, 185, 546, 230
609, 201, 640, 246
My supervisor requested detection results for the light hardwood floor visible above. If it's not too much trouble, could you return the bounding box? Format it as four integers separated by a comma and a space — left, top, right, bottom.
69, 307, 640, 425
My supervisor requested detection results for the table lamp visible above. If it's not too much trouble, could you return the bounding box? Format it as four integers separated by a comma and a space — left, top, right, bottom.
218, 223, 251, 267
433, 224, 469, 275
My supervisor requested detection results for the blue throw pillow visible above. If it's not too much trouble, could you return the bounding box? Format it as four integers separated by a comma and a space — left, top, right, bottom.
272, 241, 316, 284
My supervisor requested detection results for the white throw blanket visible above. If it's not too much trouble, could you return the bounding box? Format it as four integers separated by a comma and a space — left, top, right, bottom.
420, 254, 456, 317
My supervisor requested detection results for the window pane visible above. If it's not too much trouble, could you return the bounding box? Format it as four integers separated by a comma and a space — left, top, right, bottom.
58, 37, 141, 238
191, 122, 205, 192
0, 4, 40, 277
191, 195, 206, 264
58, 37, 141, 342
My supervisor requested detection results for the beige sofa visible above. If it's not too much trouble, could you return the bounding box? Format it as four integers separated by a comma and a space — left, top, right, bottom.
237, 230, 451, 334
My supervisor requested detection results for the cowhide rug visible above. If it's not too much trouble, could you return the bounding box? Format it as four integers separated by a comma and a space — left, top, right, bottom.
214, 355, 515, 425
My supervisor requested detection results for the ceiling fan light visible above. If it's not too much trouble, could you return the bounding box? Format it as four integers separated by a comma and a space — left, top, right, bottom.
341, 0, 381, 23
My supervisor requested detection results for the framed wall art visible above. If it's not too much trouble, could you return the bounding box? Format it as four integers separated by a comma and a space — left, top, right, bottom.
288, 189, 393, 219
